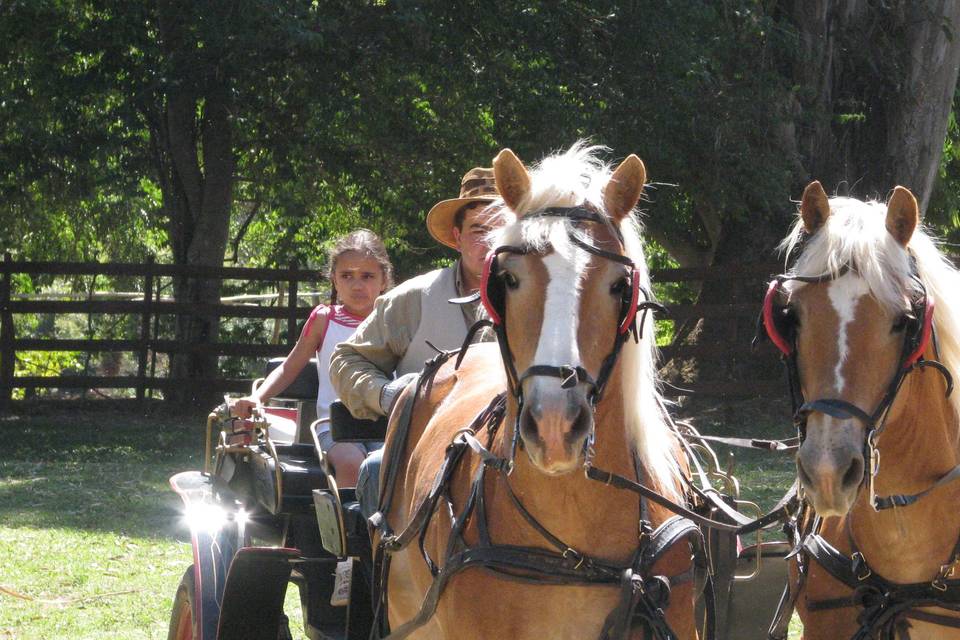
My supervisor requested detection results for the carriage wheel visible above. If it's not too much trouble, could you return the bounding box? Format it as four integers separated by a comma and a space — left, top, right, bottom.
167, 567, 197, 640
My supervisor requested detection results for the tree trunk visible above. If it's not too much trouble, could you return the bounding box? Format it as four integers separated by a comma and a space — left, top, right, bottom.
670, 1, 960, 395
788, 0, 960, 212
885, 0, 960, 212
154, 2, 236, 407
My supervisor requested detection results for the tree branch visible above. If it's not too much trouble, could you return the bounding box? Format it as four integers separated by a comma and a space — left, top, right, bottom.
226, 199, 262, 264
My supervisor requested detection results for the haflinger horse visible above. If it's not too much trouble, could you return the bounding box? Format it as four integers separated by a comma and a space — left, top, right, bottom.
763, 182, 960, 639
370, 144, 704, 640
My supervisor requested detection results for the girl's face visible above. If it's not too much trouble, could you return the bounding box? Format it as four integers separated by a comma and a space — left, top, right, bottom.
333, 251, 386, 316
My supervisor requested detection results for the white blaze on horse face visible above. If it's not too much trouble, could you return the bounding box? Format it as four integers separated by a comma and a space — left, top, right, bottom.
533, 245, 589, 372
827, 273, 871, 393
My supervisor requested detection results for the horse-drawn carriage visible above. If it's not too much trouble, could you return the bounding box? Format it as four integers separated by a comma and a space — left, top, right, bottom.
167, 144, 960, 640
165, 357, 791, 640
166, 359, 383, 640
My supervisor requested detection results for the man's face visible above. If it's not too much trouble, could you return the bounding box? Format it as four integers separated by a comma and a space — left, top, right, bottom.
452, 203, 497, 284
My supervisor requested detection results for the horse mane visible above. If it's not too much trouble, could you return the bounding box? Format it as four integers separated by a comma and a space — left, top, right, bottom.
780, 195, 960, 424
486, 142, 681, 499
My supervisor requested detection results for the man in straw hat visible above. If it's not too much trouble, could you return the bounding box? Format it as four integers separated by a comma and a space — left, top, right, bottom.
330, 167, 501, 517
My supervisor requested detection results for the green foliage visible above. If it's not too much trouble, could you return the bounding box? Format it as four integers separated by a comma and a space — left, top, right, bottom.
0, 0, 800, 281
930, 102, 960, 246
0, 0, 954, 296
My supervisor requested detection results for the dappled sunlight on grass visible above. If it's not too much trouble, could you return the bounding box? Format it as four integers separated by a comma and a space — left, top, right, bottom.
0, 408, 310, 639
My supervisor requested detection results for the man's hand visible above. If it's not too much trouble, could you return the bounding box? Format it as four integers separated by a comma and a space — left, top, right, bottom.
230, 396, 260, 419
378, 372, 419, 416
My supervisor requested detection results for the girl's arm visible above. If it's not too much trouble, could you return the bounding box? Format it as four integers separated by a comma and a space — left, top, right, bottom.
232, 307, 329, 417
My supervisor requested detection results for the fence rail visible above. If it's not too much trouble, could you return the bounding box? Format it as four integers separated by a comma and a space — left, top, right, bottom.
0, 255, 321, 405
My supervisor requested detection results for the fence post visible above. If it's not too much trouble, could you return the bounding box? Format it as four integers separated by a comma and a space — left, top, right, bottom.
287, 261, 298, 346
136, 257, 155, 405
0, 253, 14, 408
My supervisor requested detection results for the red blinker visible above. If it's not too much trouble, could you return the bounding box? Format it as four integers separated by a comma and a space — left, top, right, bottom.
763, 279, 793, 356
904, 294, 935, 368
480, 250, 503, 326
618, 268, 641, 335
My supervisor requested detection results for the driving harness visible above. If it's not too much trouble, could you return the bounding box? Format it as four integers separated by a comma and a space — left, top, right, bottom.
367, 206, 714, 640
757, 248, 959, 639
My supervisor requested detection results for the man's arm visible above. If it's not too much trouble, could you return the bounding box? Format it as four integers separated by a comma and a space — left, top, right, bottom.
329, 285, 420, 419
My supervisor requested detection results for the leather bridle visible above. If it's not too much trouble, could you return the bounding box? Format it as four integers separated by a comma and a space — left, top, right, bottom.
757, 254, 960, 639
758, 258, 953, 511
467, 205, 662, 470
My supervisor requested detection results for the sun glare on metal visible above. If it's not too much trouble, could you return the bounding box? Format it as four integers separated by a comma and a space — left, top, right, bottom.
184, 501, 228, 534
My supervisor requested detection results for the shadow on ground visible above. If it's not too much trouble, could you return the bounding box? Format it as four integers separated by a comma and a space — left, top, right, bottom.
0, 404, 210, 540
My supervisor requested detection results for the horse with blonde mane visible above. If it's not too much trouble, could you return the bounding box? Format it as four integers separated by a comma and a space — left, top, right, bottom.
369, 144, 705, 639
762, 182, 960, 639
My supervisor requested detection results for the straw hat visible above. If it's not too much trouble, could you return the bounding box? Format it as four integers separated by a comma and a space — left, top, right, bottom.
426, 167, 499, 249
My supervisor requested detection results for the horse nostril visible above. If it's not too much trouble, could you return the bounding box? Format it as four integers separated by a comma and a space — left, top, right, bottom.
569, 403, 592, 441
519, 402, 541, 439
841, 455, 865, 492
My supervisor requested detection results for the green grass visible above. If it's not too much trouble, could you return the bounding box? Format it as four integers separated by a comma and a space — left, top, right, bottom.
0, 407, 307, 640
1, 400, 801, 639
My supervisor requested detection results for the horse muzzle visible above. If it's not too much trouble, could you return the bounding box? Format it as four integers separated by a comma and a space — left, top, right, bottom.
796, 425, 865, 517
519, 380, 594, 475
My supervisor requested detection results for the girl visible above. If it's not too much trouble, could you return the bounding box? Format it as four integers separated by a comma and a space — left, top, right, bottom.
233, 229, 393, 486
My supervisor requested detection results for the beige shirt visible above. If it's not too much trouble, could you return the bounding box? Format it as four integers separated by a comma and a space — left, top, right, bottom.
329, 261, 491, 419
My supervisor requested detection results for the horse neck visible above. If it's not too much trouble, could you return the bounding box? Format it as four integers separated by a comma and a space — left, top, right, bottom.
845, 358, 960, 581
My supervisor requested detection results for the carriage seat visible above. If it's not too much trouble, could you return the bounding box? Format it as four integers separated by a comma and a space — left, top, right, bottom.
259, 357, 320, 443
328, 401, 388, 443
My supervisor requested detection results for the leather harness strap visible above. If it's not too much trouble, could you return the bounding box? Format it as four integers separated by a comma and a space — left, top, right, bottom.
802, 532, 960, 639
370, 377, 709, 640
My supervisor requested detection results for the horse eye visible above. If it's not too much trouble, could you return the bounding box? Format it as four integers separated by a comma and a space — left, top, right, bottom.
780, 306, 799, 327
610, 277, 629, 296
500, 271, 519, 290
891, 314, 911, 333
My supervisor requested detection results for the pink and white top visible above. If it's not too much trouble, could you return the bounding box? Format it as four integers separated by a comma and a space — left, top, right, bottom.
306, 304, 365, 429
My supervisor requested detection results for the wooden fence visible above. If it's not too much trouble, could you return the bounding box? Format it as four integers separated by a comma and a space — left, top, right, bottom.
0, 254, 323, 406
8, 255, 949, 404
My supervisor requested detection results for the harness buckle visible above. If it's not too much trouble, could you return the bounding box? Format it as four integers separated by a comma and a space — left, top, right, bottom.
933, 563, 955, 591
852, 552, 872, 581
559, 365, 578, 389
562, 547, 586, 570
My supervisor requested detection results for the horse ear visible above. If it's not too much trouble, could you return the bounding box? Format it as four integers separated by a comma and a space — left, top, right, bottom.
886, 186, 918, 246
603, 154, 646, 221
800, 181, 831, 233
493, 148, 531, 213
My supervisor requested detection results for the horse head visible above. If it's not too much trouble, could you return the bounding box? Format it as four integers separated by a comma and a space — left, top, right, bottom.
766, 181, 931, 516
483, 145, 648, 475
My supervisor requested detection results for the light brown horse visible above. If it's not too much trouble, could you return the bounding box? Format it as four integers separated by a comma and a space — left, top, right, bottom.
766, 182, 960, 639
375, 144, 701, 639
